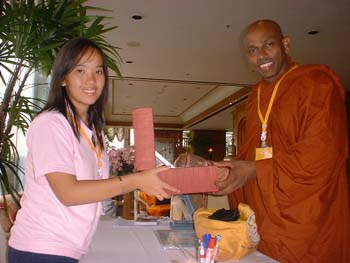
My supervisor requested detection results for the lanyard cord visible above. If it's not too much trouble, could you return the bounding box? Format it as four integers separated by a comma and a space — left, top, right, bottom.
257, 64, 299, 145
80, 127, 102, 171
66, 108, 102, 176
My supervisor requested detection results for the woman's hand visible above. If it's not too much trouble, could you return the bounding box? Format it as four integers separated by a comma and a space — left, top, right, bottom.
133, 166, 180, 201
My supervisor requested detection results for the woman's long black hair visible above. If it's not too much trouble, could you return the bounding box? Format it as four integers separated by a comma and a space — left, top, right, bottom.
41, 37, 109, 149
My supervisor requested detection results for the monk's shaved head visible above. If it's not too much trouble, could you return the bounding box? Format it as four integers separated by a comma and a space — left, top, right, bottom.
244, 19, 284, 40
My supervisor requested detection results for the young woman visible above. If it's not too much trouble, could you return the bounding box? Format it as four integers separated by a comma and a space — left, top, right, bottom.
8, 37, 177, 263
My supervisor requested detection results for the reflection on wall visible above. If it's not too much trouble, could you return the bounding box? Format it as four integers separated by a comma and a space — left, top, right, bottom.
105, 127, 126, 149
191, 130, 226, 161
154, 130, 183, 164
155, 140, 174, 163
232, 101, 247, 155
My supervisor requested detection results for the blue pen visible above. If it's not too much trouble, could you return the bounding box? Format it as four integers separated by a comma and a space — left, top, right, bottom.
203, 233, 211, 250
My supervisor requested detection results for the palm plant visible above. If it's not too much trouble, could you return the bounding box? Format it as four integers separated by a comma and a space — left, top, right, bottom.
0, 0, 122, 217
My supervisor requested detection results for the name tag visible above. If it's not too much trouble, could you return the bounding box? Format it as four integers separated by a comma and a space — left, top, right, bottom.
255, 147, 273, 160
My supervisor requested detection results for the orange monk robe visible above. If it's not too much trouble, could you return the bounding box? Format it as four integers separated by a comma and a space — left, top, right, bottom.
232, 63, 350, 263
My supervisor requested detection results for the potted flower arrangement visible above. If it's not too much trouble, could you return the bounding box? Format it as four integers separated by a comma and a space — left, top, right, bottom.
107, 146, 135, 218
108, 146, 135, 176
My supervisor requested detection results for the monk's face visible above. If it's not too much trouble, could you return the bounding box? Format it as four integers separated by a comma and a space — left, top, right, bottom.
243, 22, 290, 83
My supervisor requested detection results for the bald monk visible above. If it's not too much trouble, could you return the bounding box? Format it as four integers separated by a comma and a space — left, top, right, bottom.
214, 19, 350, 262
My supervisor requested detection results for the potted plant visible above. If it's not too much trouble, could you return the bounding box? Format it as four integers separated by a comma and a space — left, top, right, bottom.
0, 0, 122, 231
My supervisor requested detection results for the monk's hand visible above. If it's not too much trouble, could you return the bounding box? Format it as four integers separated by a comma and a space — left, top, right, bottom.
213, 160, 256, 195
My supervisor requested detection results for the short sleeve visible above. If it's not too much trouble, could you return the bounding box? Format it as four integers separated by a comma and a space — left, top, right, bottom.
27, 112, 77, 179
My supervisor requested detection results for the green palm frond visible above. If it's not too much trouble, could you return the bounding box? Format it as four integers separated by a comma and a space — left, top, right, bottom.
0, 159, 24, 207
1, 0, 122, 76
7, 95, 45, 134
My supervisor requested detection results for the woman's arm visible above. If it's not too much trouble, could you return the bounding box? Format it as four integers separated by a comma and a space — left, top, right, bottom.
46, 166, 178, 206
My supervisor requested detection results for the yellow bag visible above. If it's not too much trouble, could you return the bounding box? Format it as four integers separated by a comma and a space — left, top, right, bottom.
193, 203, 260, 261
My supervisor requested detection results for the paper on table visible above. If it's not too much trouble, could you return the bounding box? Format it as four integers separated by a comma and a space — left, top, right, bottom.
114, 217, 163, 228
132, 108, 156, 171
134, 216, 158, 226
158, 166, 219, 195
154, 229, 197, 249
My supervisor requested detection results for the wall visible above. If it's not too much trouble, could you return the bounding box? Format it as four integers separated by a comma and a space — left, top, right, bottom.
191, 130, 226, 161
231, 101, 248, 155
154, 130, 183, 163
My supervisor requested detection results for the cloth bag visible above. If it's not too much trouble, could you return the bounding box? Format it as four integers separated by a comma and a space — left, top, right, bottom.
193, 203, 260, 261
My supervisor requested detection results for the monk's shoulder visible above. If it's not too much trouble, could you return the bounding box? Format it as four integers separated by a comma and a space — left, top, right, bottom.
290, 64, 345, 98
292, 64, 341, 84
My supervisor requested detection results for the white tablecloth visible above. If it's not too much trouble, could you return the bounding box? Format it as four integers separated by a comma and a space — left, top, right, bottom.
80, 216, 279, 263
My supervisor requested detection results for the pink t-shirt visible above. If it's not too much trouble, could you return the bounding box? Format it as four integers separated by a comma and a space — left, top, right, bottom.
9, 110, 109, 259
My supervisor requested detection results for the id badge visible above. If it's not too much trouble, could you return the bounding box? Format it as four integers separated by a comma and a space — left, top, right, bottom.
255, 147, 273, 160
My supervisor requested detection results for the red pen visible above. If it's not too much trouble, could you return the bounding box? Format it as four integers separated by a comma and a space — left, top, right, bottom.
204, 237, 215, 263
211, 235, 221, 263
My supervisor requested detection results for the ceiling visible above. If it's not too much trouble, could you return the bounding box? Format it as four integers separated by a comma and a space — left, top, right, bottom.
87, 0, 350, 131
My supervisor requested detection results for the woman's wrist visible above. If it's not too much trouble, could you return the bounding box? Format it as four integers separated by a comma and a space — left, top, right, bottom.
116, 173, 137, 194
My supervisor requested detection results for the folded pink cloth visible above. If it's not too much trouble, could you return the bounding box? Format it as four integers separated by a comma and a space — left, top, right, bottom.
132, 108, 156, 171
158, 166, 219, 194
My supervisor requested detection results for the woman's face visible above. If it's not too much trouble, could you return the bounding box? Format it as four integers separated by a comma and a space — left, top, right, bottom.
62, 48, 105, 117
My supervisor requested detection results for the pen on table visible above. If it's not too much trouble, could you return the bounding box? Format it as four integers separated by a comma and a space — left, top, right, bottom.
203, 233, 211, 251
211, 234, 221, 263
204, 237, 215, 263
199, 240, 205, 263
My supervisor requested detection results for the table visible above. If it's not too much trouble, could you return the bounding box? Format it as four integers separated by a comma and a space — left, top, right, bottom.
80, 216, 279, 263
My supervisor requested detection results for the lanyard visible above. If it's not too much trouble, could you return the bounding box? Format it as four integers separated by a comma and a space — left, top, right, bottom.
80, 126, 103, 177
257, 65, 298, 147
66, 108, 103, 177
